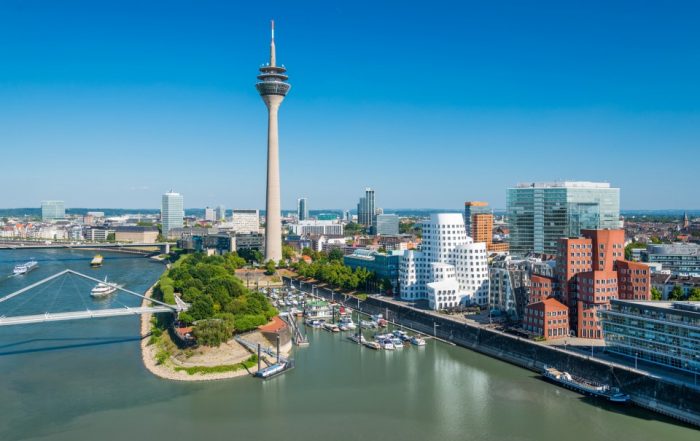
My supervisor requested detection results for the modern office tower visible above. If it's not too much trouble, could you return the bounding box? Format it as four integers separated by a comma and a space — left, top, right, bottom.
256, 20, 290, 262
357, 187, 375, 227
230, 209, 260, 234
464, 201, 490, 237
204, 207, 216, 222
506, 181, 621, 256
161, 191, 184, 238
215, 205, 226, 221
599, 300, 700, 376
344, 210, 350, 222
297, 198, 308, 221
375, 214, 399, 236
41, 200, 65, 221
399, 213, 489, 309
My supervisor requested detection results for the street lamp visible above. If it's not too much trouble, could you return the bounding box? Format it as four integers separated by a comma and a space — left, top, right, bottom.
433, 322, 439, 338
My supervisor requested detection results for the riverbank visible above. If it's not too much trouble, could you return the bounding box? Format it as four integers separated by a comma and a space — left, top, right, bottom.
285, 275, 700, 428
139, 283, 291, 382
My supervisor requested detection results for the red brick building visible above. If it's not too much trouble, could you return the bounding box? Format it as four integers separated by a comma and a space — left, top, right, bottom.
530, 274, 555, 303
523, 298, 569, 340
555, 229, 650, 339
615, 260, 652, 300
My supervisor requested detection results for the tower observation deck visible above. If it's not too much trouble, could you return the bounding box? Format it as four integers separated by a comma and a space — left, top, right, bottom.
257, 20, 289, 263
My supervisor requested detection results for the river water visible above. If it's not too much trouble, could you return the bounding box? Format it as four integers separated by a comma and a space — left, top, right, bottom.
0, 249, 696, 440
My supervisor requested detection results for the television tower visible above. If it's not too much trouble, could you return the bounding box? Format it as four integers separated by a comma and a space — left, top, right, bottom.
256, 20, 290, 262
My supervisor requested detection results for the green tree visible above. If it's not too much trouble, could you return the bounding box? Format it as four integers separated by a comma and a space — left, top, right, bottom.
106, 232, 116, 242
344, 222, 363, 236
328, 248, 344, 262
688, 288, 700, 301
264, 260, 276, 275
193, 319, 234, 347
282, 245, 295, 260
668, 285, 684, 301
238, 248, 263, 264
651, 287, 662, 301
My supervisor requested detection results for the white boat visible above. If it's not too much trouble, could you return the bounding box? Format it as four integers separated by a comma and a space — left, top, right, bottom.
410, 336, 427, 346
360, 320, 377, 329
339, 316, 357, 330
393, 330, 410, 341
323, 322, 340, 333
348, 334, 367, 344
377, 338, 395, 350
255, 362, 287, 378
90, 277, 121, 297
391, 337, 404, 349
13, 260, 38, 275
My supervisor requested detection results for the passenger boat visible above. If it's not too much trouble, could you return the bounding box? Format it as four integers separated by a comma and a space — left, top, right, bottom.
255, 362, 287, 379
90, 277, 121, 297
542, 366, 630, 403
13, 260, 38, 275
410, 336, 427, 346
90, 254, 103, 267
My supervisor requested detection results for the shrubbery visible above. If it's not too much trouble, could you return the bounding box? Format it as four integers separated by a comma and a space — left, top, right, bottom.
158, 252, 277, 345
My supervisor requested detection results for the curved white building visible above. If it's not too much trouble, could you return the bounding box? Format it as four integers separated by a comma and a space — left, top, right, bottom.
399, 213, 489, 310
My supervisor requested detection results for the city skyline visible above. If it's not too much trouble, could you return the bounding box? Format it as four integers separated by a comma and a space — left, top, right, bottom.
2, 1, 699, 210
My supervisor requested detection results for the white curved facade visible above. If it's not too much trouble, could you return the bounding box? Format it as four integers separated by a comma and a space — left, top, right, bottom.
399, 213, 489, 310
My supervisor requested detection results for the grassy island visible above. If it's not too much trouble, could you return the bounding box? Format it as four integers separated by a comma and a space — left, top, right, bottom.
141, 252, 282, 381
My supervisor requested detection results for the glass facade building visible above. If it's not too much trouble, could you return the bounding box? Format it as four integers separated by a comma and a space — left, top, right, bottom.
506, 182, 620, 256
41, 200, 65, 221
297, 198, 308, 221
375, 214, 399, 236
357, 188, 375, 227
161, 192, 184, 237
599, 300, 700, 375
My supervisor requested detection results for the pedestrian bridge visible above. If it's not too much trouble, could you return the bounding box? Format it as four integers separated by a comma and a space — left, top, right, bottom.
0, 269, 187, 327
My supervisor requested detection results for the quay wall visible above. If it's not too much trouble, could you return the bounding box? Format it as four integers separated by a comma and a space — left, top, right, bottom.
284, 277, 700, 428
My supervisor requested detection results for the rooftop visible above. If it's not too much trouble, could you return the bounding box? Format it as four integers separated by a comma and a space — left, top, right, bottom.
513, 181, 612, 189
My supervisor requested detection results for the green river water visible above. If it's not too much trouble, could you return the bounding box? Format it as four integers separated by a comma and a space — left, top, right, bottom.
0, 249, 696, 440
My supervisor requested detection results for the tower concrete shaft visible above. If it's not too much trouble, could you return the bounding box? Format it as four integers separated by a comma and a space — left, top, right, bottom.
256, 20, 290, 263
263, 94, 284, 262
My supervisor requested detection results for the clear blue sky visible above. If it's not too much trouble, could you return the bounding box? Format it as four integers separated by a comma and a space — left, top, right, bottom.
1, 0, 698, 210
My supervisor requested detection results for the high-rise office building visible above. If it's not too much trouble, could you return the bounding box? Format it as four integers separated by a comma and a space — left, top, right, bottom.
297, 198, 308, 221
256, 20, 290, 262
161, 191, 184, 237
506, 181, 621, 256
204, 207, 216, 222
41, 200, 65, 221
375, 214, 399, 236
215, 205, 226, 221
357, 188, 375, 227
464, 201, 490, 237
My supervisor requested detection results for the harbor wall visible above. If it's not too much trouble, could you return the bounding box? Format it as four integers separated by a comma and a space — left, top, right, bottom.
285, 278, 700, 428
